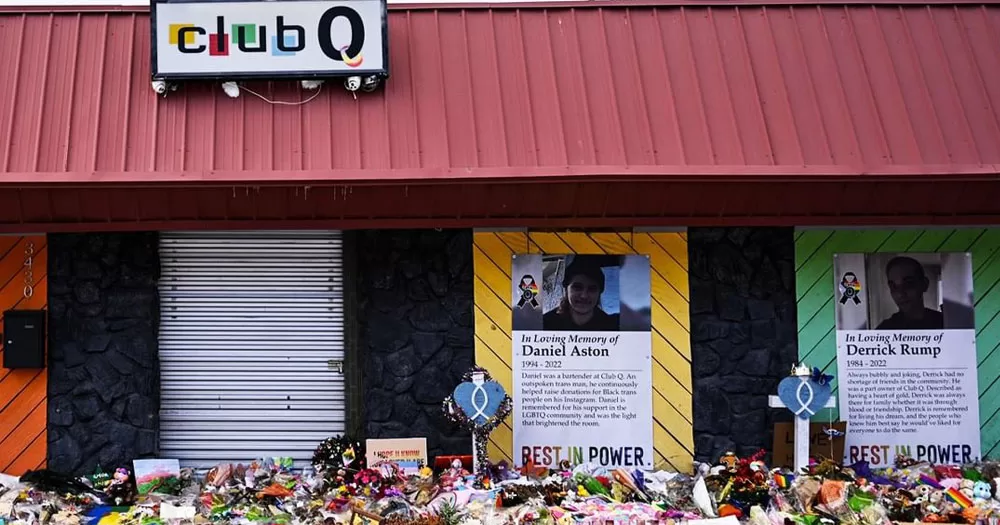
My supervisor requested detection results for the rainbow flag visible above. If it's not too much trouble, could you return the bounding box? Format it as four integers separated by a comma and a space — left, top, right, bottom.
946, 487, 973, 509
918, 474, 943, 489
773, 473, 793, 489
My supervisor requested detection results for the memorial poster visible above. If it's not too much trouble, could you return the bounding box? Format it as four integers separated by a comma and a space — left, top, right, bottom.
834, 252, 981, 467
511, 254, 653, 468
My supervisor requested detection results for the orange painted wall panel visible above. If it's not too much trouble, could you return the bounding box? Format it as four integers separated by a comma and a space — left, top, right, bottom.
0, 235, 47, 475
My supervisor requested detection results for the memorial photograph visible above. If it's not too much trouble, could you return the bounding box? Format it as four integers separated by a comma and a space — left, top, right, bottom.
511, 254, 651, 333
834, 252, 975, 331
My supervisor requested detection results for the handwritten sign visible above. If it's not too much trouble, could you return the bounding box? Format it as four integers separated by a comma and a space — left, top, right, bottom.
365, 438, 427, 476
772, 421, 846, 468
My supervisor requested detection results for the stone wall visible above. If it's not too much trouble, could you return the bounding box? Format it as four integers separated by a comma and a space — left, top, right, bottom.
358, 230, 476, 460
47, 233, 161, 475
689, 227, 798, 463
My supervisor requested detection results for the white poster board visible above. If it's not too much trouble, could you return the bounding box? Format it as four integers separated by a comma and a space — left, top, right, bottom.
365, 438, 428, 476
510, 254, 653, 468
834, 252, 980, 467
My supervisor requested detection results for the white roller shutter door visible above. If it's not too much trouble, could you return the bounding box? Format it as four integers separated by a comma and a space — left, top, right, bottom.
158, 231, 346, 468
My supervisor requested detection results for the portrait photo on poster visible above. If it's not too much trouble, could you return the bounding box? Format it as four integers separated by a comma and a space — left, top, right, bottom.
834, 252, 975, 331
510, 254, 651, 332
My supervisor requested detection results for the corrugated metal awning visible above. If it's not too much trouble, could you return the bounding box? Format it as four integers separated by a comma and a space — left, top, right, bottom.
2, 3, 999, 183
0, 3, 998, 228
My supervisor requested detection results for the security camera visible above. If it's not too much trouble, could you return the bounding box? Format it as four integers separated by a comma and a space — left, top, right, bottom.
361, 76, 380, 93
221, 81, 240, 98
301, 79, 324, 90
151, 80, 167, 95
344, 76, 361, 92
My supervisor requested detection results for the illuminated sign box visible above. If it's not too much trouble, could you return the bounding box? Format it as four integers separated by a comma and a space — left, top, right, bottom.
151, 0, 388, 81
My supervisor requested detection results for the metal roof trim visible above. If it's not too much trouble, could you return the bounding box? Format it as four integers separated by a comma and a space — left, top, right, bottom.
0, 180, 998, 232
3, 0, 999, 13
0, 165, 997, 188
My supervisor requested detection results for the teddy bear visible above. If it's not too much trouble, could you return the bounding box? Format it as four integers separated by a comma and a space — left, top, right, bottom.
913, 484, 932, 505
926, 489, 946, 514
960, 479, 976, 502
974, 481, 991, 503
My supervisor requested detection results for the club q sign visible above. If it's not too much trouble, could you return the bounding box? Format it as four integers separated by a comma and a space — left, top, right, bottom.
151, 0, 388, 80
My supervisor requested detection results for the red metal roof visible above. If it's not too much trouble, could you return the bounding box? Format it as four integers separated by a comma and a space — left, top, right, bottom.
1, 4, 999, 185
0, 4, 999, 229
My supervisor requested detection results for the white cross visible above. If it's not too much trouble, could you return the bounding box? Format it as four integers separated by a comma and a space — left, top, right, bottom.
768, 395, 836, 472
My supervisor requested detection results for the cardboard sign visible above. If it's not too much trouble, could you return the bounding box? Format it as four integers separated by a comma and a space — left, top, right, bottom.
772, 421, 846, 468
365, 438, 427, 475
133, 459, 181, 495
350, 508, 382, 524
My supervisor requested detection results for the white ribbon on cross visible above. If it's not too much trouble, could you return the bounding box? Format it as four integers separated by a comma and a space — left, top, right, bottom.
793, 379, 817, 417
470, 373, 489, 422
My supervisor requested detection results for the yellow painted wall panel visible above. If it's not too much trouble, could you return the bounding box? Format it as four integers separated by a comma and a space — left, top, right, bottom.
650, 387, 694, 448
590, 233, 639, 255
525, 233, 573, 254
475, 234, 517, 265
473, 251, 515, 305
649, 233, 689, 271
489, 420, 514, 454
551, 232, 606, 254
487, 440, 511, 463
634, 235, 690, 302
473, 231, 693, 469
472, 306, 514, 389
473, 279, 511, 342
651, 346, 694, 413
653, 422, 694, 471
654, 450, 668, 469
651, 302, 692, 362
651, 338, 692, 393
650, 273, 689, 314
496, 232, 540, 254
651, 278, 691, 334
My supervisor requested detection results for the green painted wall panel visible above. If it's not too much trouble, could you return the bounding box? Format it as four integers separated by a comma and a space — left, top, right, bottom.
976, 329, 1000, 366
799, 306, 834, 363
879, 230, 925, 252
795, 228, 1000, 457
939, 230, 984, 252
796, 231, 849, 303
795, 231, 834, 273
908, 230, 955, 251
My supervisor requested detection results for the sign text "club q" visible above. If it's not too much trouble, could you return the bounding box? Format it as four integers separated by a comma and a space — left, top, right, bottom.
171, 8, 364, 66
152, 0, 387, 80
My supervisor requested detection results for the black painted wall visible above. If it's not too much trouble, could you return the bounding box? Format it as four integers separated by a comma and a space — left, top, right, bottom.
689, 227, 798, 463
357, 230, 475, 459
47, 233, 161, 475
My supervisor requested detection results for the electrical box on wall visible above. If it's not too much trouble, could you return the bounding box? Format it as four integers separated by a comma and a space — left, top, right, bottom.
2, 310, 46, 369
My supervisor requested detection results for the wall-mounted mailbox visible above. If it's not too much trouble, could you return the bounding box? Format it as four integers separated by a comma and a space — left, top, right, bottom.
3, 310, 46, 369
